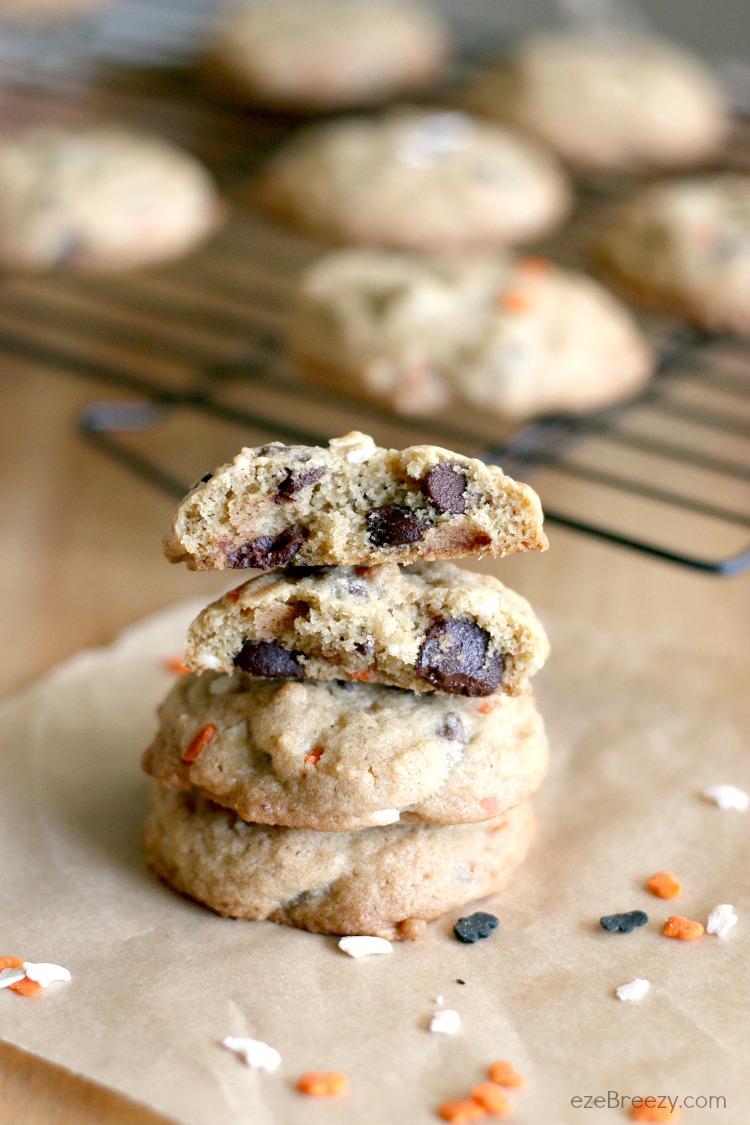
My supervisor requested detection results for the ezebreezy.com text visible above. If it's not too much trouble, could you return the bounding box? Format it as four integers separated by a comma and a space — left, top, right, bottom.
571, 1093, 726, 1112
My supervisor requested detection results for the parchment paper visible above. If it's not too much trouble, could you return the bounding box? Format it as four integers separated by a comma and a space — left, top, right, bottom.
0, 601, 748, 1125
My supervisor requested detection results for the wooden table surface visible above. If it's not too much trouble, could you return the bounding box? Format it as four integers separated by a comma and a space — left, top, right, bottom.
2, 354, 750, 1123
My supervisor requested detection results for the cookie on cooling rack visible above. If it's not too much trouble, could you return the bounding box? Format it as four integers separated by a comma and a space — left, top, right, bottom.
252, 108, 570, 250
290, 250, 653, 419
0, 127, 224, 271
143, 671, 548, 831
163, 432, 547, 570
463, 32, 728, 172
144, 784, 535, 938
183, 561, 549, 698
207, 0, 450, 111
595, 175, 750, 337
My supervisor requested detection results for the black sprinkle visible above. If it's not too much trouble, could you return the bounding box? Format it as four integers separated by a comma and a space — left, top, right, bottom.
453, 912, 499, 944
599, 910, 649, 934
456, 979, 466, 985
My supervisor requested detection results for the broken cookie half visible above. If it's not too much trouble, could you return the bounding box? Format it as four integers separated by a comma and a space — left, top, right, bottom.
184, 560, 549, 697
163, 432, 547, 570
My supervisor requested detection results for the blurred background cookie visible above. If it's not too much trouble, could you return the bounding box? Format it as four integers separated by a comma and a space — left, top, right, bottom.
0, 127, 224, 271
463, 31, 729, 172
291, 250, 653, 418
595, 174, 750, 336
207, 0, 451, 111
253, 107, 570, 250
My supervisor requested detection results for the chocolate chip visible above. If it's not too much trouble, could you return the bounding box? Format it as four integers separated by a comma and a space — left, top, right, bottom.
453, 912, 499, 944
284, 565, 327, 579
354, 640, 373, 656
226, 525, 308, 570
366, 505, 431, 547
189, 471, 213, 490
439, 712, 468, 742
421, 462, 468, 514
600, 911, 648, 934
234, 640, 303, 680
417, 618, 503, 696
275, 466, 325, 502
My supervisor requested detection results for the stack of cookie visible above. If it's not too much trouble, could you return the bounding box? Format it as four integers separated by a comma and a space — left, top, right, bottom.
143, 432, 550, 940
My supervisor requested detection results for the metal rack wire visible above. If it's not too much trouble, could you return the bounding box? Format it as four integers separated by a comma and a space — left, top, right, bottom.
1, 8, 749, 575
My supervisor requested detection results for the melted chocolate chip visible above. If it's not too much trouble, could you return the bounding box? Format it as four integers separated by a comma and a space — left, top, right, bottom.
417, 618, 503, 696
439, 712, 468, 742
275, 466, 325, 502
421, 462, 468, 514
226, 525, 308, 570
234, 640, 303, 680
366, 505, 431, 547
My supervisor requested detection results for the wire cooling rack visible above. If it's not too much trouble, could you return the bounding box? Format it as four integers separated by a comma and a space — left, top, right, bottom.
1, 6, 750, 575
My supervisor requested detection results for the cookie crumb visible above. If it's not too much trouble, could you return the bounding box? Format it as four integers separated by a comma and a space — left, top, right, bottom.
222, 1036, 281, 1072
646, 871, 682, 899
616, 978, 650, 1002
703, 784, 748, 811
453, 912, 499, 943
706, 903, 738, 937
430, 1008, 461, 1035
663, 915, 704, 940
338, 936, 393, 959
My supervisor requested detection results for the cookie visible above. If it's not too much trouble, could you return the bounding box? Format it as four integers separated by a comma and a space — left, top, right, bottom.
464, 33, 728, 172
0, 127, 223, 272
595, 175, 750, 337
163, 432, 547, 571
253, 108, 570, 250
207, 0, 450, 112
291, 250, 653, 418
142, 672, 548, 831
184, 561, 549, 698
144, 784, 536, 938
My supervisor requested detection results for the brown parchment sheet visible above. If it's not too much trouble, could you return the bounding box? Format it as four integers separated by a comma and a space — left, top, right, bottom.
0, 599, 748, 1125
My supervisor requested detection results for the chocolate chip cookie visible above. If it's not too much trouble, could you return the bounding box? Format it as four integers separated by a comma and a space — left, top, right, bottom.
252, 107, 570, 250
163, 433, 547, 571
144, 784, 535, 939
142, 672, 548, 831
184, 561, 549, 698
291, 250, 653, 418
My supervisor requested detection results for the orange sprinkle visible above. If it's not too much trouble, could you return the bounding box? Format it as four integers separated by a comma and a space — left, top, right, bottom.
646, 871, 682, 899
631, 1101, 680, 1122
181, 724, 217, 764
490, 820, 509, 832
476, 698, 500, 715
516, 256, 553, 275
488, 1060, 526, 1089
470, 1083, 514, 1116
297, 1072, 348, 1098
0, 958, 41, 996
0, 957, 23, 971
479, 797, 499, 815
663, 915, 704, 941
438, 1098, 487, 1123
351, 669, 377, 682
304, 748, 324, 771
499, 289, 531, 314
165, 655, 190, 676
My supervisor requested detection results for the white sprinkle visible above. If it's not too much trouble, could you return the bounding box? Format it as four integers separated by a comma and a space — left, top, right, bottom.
430, 1008, 461, 1035
338, 936, 393, 959
0, 968, 26, 989
367, 808, 400, 826
197, 653, 223, 671
615, 978, 650, 1002
22, 962, 71, 988
434, 995, 444, 1005
222, 1036, 281, 1072
703, 784, 749, 811
707, 904, 738, 937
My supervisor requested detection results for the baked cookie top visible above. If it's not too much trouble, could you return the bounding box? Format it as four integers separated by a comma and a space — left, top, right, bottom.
184, 561, 550, 698
596, 175, 750, 336
291, 250, 653, 419
253, 108, 570, 250
145, 784, 535, 938
208, 0, 450, 111
163, 432, 547, 570
143, 672, 548, 831
0, 127, 222, 271
464, 32, 728, 172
